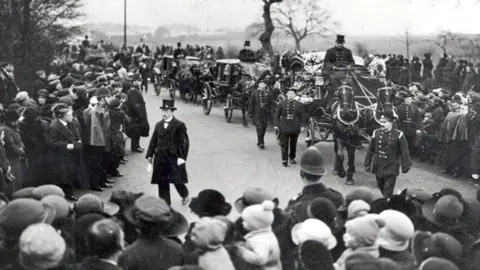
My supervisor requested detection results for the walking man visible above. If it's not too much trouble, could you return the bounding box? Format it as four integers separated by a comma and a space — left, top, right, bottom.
274, 88, 305, 166
146, 99, 190, 205
248, 74, 273, 149
364, 112, 411, 197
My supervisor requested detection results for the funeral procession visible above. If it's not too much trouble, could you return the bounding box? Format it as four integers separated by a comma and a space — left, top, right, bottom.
0, 0, 480, 269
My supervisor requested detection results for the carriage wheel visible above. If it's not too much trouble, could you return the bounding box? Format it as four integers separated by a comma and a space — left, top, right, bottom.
315, 122, 333, 141
202, 83, 213, 115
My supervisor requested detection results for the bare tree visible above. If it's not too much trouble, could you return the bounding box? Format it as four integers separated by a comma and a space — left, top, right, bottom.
272, 0, 336, 51
257, 0, 283, 54
456, 35, 480, 60
428, 30, 459, 55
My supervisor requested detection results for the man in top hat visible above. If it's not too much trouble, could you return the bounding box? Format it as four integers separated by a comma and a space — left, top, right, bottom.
323, 35, 355, 94
274, 88, 306, 166
324, 35, 355, 71
248, 72, 273, 149
173, 42, 186, 60
364, 112, 411, 197
146, 99, 190, 205
422, 53, 433, 80
238, 41, 256, 63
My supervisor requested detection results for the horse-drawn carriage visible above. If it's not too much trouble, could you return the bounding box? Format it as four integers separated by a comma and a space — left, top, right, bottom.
201, 59, 270, 126
156, 55, 201, 99
277, 50, 398, 184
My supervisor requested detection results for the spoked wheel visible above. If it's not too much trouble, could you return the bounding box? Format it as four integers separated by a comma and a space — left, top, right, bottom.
306, 117, 333, 146
224, 97, 233, 122
202, 83, 213, 115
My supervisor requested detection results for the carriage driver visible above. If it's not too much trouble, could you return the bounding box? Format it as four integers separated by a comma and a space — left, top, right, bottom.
364, 111, 411, 197
274, 88, 306, 166
323, 35, 355, 93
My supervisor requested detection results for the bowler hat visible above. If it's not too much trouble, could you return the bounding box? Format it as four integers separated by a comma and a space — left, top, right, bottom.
37, 89, 49, 98
244, 40, 251, 47
411, 231, 463, 266
189, 189, 232, 217
0, 198, 56, 240
300, 146, 327, 176
234, 187, 277, 213
160, 99, 177, 111
74, 194, 120, 217
108, 98, 121, 109
124, 196, 188, 237
422, 188, 477, 229
336, 35, 346, 43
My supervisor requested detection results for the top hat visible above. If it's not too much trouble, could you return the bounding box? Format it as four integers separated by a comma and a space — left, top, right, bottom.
160, 99, 177, 111
244, 40, 251, 47
336, 35, 346, 43
177, 42, 181, 47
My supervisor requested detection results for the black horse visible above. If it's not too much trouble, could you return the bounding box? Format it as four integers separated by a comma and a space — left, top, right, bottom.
331, 85, 364, 185
362, 86, 399, 136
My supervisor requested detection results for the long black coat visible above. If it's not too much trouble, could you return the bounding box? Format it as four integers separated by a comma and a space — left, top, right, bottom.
274, 100, 305, 134
47, 119, 88, 189
146, 117, 189, 185
248, 89, 273, 127
125, 87, 149, 138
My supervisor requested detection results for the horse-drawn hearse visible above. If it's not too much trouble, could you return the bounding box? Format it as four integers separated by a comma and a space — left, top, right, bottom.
277, 50, 398, 184
201, 59, 270, 126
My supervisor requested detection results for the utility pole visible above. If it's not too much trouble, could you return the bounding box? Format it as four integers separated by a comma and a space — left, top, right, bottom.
123, 0, 127, 48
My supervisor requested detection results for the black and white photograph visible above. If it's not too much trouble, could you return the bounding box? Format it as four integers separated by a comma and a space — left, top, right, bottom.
0, 0, 479, 269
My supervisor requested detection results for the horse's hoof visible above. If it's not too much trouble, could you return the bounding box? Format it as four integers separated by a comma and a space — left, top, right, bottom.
243, 123, 248, 128
332, 170, 338, 176
345, 179, 355, 185
338, 171, 346, 178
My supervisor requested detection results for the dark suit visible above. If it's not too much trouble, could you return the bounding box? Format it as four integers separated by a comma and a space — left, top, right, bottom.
47, 118, 87, 196
238, 49, 256, 62
248, 89, 273, 146
397, 103, 423, 154
274, 99, 305, 161
173, 48, 186, 59
323, 46, 355, 69
146, 117, 189, 205
364, 128, 411, 197
125, 87, 149, 150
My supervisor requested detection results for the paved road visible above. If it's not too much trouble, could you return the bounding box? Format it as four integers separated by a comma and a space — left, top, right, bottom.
91, 85, 478, 219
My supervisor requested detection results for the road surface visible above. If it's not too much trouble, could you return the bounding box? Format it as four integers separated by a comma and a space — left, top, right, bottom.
90, 86, 479, 220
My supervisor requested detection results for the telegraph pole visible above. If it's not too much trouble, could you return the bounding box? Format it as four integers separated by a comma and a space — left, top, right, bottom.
123, 0, 127, 47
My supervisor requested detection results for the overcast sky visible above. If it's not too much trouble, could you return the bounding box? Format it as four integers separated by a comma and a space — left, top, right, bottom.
83, 0, 480, 35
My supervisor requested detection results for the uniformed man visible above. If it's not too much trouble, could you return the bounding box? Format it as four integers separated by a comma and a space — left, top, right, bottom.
323, 34, 355, 70
323, 35, 355, 94
364, 112, 411, 197
248, 73, 273, 149
286, 146, 344, 211
396, 94, 423, 155
173, 42, 186, 59
238, 41, 256, 63
274, 88, 306, 166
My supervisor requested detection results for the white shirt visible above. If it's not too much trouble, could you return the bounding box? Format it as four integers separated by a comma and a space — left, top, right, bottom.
163, 116, 173, 129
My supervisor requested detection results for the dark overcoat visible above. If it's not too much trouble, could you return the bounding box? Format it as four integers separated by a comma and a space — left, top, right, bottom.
146, 117, 189, 185
125, 87, 149, 138
274, 99, 305, 134
46, 118, 88, 189
248, 89, 273, 127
